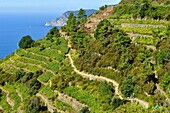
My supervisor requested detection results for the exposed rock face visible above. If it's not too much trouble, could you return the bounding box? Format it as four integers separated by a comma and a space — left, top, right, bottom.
84, 6, 115, 33
45, 9, 97, 27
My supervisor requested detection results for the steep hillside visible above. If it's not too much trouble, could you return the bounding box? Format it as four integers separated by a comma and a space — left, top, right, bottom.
120, 0, 170, 5
45, 9, 97, 27
61, 0, 170, 112
0, 0, 170, 112
84, 5, 115, 33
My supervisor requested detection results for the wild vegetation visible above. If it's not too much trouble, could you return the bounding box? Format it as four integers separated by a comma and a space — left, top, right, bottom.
0, 0, 170, 112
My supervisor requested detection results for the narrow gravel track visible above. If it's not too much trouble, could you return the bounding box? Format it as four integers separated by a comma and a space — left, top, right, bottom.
62, 31, 149, 108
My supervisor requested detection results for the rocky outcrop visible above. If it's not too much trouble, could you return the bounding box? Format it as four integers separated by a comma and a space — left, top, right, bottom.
45, 9, 97, 27
84, 6, 115, 33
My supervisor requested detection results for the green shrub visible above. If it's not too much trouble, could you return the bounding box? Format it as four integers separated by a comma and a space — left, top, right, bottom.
19, 35, 34, 49
121, 76, 135, 97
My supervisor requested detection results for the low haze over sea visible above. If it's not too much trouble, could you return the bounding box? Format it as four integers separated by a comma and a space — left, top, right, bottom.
0, 13, 57, 59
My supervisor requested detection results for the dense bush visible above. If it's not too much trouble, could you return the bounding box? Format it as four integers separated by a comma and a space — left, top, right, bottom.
94, 19, 114, 40
19, 35, 34, 49
110, 97, 124, 109
26, 97, 48, 113
46, 27, 60, 38
29, 78, 41, 95
79, 107, 90, 113
121, 76, 135, 97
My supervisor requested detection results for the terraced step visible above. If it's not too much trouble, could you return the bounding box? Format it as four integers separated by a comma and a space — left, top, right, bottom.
108, 19, 170, 26
39, 85, 84, 112
55, 90, 87, 112
0, 86, 15, 109
16, 89, 23, 102
37, 78, 49, 86
121, 23, 166, 29
36, 93, 64, 113
126, 32, 153, 41
21, 49, 50, 61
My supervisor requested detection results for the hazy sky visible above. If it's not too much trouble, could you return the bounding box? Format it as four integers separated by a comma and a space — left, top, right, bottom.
0, 0, 121, 14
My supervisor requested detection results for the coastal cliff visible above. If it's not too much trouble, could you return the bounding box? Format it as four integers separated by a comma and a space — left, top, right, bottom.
45, 9, 97, 27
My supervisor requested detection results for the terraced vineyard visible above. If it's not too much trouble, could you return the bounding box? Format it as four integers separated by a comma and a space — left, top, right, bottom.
0, 32, 79, 112
0, 27, 127, 113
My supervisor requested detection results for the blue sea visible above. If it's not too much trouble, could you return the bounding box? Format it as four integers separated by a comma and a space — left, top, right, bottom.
0, 13, 57, 59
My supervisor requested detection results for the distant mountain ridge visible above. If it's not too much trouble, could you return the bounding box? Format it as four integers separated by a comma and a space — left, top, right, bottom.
45, 9, 97, 27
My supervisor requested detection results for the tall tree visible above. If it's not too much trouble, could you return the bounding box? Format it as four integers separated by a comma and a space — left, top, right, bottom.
78, 8, 87, 26
66, 12, 77, 32
19, 35, 34, 49
78, 8, 87, 20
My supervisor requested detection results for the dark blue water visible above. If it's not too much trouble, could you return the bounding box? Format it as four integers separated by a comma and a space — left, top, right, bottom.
0, 13, 57, 59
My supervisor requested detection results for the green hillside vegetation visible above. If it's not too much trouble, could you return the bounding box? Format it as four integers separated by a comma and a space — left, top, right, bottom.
63, 0, 170, 112
112, 0, 170, 20
0, 0, 170, 112
120, 0, 170, 5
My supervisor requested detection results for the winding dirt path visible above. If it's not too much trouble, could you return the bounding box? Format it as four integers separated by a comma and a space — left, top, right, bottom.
62, 31, 149, 108
67, 53, 149, 108
67, 53, 121, 98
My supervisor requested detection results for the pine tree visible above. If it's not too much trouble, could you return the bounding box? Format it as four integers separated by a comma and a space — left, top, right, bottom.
78, 8, 87, 24
66, 12, 77, 32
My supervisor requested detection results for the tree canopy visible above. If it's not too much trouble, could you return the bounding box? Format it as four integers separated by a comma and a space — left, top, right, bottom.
46, 27, 60, 38
66, 12, 77, 32
18, 35, 34, 49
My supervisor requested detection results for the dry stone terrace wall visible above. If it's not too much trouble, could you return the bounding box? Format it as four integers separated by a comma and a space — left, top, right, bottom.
55, 90, 86, 112
121, 23, 166, 29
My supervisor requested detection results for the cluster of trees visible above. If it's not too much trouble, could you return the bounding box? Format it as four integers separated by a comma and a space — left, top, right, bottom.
62, 8, 87, 33
26, 97, 48, 113
73, 12, 170, 104
19, 35, 34, 49
46, 27, 60, 39
18, 27, 61, 49
99, 5, 108, 11
62, 8, 91, 51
